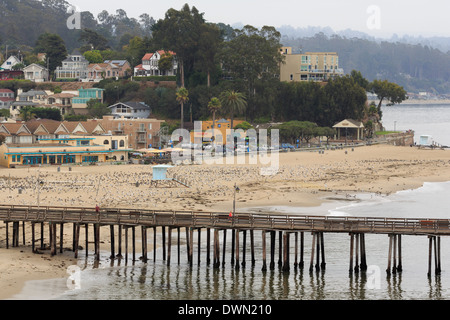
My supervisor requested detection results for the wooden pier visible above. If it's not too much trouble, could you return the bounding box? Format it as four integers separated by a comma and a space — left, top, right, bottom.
0, 204, 449, 276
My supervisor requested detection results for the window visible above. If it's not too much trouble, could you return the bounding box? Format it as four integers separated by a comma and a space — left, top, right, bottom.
119, 140, 125, 147
104, 140, 109, 145
148, 123, 152, 130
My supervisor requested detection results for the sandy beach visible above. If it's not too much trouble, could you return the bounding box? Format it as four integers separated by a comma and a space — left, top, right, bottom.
2, 144, 450, 299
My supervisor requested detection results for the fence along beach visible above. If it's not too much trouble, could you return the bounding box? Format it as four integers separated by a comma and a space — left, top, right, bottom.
1, 144, 450, 299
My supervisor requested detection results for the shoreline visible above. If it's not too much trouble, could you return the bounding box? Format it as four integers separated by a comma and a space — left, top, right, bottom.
3, 144, 450, 299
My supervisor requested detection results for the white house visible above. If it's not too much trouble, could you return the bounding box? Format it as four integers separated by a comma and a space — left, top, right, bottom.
54, 50, 89, 80
23, 64, 49, 82
1, 56, 21, 70
108, 101, 151, 119
134, 50, 177, 77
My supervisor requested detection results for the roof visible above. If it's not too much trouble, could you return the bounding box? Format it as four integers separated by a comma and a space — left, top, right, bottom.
0, 89, 14, 93
104, 60, 129, 67
17, 90, 47, 97
109, 101, 151, 110
48, 93, 76, 98
157, 50, 176, 56
333, 119, 364, 129
142, 53, 154, 61
23, 63, 48, 71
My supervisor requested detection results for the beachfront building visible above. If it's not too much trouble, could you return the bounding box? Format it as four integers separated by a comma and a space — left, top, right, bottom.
190, 119, 245, 146
99, 115, 165, 150
333, 119, 365, 142
134, 50, 178, 77
0, 119, 130, 167
0, 135, 130, 167
54, 50, 89, 81
279, 47, 344, 82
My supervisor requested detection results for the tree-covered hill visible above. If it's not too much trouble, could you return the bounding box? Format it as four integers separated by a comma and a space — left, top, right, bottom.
1, 0, 450, 94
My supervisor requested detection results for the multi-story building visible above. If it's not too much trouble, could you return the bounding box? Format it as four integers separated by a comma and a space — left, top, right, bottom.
0, 119, 130, 167
54, 50, 89, 80
0, 89, 15, 110
87, 60, 131, 82
100, 115, 165, 150
134, 50, 178, 77
279, 47, 344, 82
71, 87, 105, 114
108, 101, 151, 119
10, 89, 48, 118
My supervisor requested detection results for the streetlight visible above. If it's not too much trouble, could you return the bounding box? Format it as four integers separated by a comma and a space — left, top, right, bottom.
37, 180, 44, 209
394, 121, 397, 132
232, 183, 240, 219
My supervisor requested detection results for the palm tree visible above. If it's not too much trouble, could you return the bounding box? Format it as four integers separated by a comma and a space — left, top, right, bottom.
219, 90, 247, 129
19, 106, 36, 121
176, 87, 189, 130
208, 97, 222, 143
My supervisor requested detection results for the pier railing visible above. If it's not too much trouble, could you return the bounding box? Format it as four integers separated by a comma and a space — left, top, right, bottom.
0, 204, 449, 236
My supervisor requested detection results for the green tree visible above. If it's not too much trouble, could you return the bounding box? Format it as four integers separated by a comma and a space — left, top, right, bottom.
350, 70, 369, 90
34, 33, 67, 75
87, 99, 111, 118
176, 87, 189, 130
369, 79, 408, 115
158, 52, 174, 75
19, 106, 36, 121
219, 25, 284, 118
219, 90, 247, 129
151, 4, 205, 87
0, 109, 10, 119
31, 107, 62, 121
12, 63, 25, 71
207, 97, 221, 141
78, 29, 109, 51
197, 23, 222, 87
83, 50, 103, 63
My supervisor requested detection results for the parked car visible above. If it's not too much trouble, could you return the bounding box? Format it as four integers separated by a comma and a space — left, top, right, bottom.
281, 143, 295, 149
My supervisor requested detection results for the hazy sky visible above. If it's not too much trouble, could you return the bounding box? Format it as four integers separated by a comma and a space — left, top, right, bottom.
69, 0, 450, 38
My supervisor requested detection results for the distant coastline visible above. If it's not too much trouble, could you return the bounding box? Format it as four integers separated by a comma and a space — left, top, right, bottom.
370, 99, 450, 106
401, 99, 450, 105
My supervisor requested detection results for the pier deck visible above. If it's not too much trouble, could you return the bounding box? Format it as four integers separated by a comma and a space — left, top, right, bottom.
0, 204, 447, 276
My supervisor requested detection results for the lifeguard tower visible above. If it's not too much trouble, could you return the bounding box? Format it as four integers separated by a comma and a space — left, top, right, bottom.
150, 164, 189, 188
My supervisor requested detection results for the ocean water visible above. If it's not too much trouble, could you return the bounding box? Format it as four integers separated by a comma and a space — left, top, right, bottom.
10, 103, 450, 301
381, 103, 450, 146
